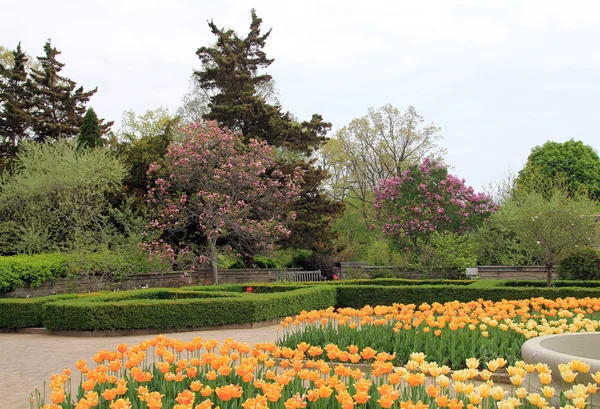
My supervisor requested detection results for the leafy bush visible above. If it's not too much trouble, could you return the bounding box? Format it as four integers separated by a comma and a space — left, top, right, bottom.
0, 253, 67, 292
470, 213, 536, 266
252, 256, 280, 268
415, 232, 476, 279
0, 140, 127, 254
365, 239, 405, 266
557, 248, 600, 280
65, 247, 170, 292
289, 249, 313, 268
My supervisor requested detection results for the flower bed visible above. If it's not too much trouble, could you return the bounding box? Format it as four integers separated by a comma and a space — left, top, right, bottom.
277, 297, 600, 369
31, 336, 600, 409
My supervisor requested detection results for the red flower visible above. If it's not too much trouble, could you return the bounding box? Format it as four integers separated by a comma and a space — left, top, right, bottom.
333, 275, 339, 280
246, 287, 253, 292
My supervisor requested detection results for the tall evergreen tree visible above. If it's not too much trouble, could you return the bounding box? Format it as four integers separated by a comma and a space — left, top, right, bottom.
0, 42, 33, 165
196, 10, 330, 154
78, 108, 102, 149
28, 40, 97, 142
194, 10, 344, 256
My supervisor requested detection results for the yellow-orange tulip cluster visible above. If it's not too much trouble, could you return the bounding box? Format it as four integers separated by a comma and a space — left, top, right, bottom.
31, 334, 600, 409
277, 297, 600, 368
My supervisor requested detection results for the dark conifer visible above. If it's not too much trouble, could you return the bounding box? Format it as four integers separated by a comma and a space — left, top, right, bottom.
28, 40, 97, 142
0, 42, 33, 165
78, 108, 102, 149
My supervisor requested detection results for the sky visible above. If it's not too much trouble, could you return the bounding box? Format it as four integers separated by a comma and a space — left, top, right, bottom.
2, 0, 599, 193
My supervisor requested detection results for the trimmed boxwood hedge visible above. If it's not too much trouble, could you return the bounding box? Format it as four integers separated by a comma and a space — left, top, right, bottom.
334, 280, 600, 308
0, 285, 337, 331
2, 279, 600, 331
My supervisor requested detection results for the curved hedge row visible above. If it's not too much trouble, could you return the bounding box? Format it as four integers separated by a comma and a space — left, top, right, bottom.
2, 279, 600, 331
0, 285, 337, 331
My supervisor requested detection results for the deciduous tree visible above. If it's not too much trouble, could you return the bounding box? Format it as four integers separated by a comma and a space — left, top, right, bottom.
321, 105, 445, 221
516, 139, 600, 200
503, 189, 598, 286
144, 121, 304, 284
374, 158, 497, 252
116, 107, 181, 198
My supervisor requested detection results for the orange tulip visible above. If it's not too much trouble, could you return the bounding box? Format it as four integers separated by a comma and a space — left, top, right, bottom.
102, 388, 118, 401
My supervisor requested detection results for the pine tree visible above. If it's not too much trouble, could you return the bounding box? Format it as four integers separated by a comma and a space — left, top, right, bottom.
28, 40, 97, 142
194, 10, 344, 256
196, 10, 330, 154
0, 42, 33, 164
78, 108, 102, 149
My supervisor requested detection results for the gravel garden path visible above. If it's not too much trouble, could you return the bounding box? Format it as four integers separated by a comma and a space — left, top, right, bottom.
0, 323, 280, 409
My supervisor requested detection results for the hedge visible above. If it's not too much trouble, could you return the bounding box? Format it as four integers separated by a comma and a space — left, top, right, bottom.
3, 279, 600, 330
0, 293, 79, 328
0, 253, 67, 292
334, 281, 600, 308
0, 285, 337, 331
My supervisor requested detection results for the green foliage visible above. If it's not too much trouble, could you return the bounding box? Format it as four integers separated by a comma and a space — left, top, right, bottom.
365, 239, 405, 266
77, 108, 102, 149
65, 246, 170, 292
289, 249, 313, 268
416, 232, 476, 278
28, 40, 103, 142
4, 280, 600, 330
502, 189, 598, 285
0, 140, 127, 254
0, 43, 32, 168
470, 210, 536, 266
322, 105, 445, 214
333, 279, 600, 308
557, 248, 600, 280
196, 10, 330, 154
252, 256, 280, 269
116, 107, 182, 197
332, 203, 375, 262
0, 293, 79, 328
516, 139, 600, 200
0, 253, 67, 292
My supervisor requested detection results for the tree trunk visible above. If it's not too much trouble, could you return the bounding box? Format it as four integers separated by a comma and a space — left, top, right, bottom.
209, 238, 219, 285
546, 264, 553, 288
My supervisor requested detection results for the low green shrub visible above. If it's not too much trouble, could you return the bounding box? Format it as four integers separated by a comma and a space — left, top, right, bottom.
334, 279, 600, 308
252, 256, 280, 269
0, 285, 337, 331
0, 253, 67, 292
557, 248, 600, 280
64, 247, 170, 291
4, 280, 600, 330
0, 293, 79, 328
501, 280, 600, 288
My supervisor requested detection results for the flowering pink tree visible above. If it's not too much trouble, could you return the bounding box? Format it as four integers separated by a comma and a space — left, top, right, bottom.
143, 121, 304, 284
374, 158, 497, 251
